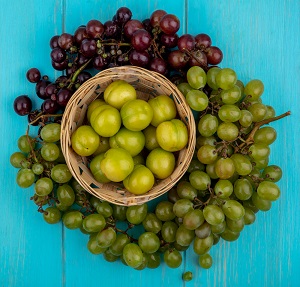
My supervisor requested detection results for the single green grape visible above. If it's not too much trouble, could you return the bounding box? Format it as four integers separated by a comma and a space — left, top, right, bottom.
226, 217, 245, 232
257, 181, 280, 201
176, 224, 195, 246
214, 179, 233, 198
265, 105, 276, 119
40, 123, 61, 142
206, 162, 219, 179
96, 227, 117, 248
176, 181, 198, 200
177, 82, 193, 96
262, 165, 282, 182
82, 213, 106, 233
155, 201, 176, 221
57, 184, 75, 206
218, 104, 241, 122
186, 90, 208, 111
182, 271, 193, 281
164, 249, 182, 268
197, 145, 218, 165
220, 85, 241, 104
251, 192, 272, 211
123, 243, 144, 268
145, 252, 161, 269
41, 143, 60, 161
51, 164, 72, 183
187, 66, 207, 89
142, 213, 162, 233
249, 143, 270, 160
217, 122, 239, 141
43, 207, 61, 224
193, 234, 214, 255
243, 199, 259, 213
199, 253, 213, 269
203, 205, 225, 226
16, 168, 35, 188
103, 249, 119, 262
62, 210, 83, 229
222, 200, 245, 220
198, 114, 219, 137
220, 226, 240, 241
239, 110, 253, 128
194, 222, 211, 239
18, 135, 34, 153
173, 199, 194, 218
189, 170, 211, 190
109, 233, 130, 256
112, 205, 127, 221
187, 159, 205, 173
183, 209, 205, 230
138, 232, 160, 254
134, 253, 148, 270
32, 163, 44, 175
215, 68, 237, 90
254, 126, 277, 145
32, 194, 48, 206
243, 208, 256, 225
248, 103, 267, 122
87, 234, 107, 255
126, 203, 148, 225
35, 177, 53, 196
210, 221, 226, 234
244, 79, 264, 101
230, 154, 253, 176
233, 178, 253, 200
206, 67, 221, 90
214, 158, 236, 179
161, 221, 178, 243
96, 202, 113, 218
10, 152, 26, 168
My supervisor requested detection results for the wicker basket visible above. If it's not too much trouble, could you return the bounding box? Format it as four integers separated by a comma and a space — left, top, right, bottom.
61, 66, 196, 206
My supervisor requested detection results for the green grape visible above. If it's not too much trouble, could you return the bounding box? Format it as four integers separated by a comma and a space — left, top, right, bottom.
199, 253, 213, 269
123, 243, 143, 268
41, 143, 60, 162
211, 220, 226, 234
161, 221, 178, 243
189, 170, 211, 190
183, 209, 205, 230
243, 199, 259, 213
217, 122, 239, 141
222, 200, 245, 220
56, 202, 69, 212
220, 85, 241, 104
89, 197, 101, 209
198, 114, 219, 137
214, 158, 235, 179
206, 67, 221, 90
32, 194, 48, 206
218, 104, 241, 123
62, 210, 83, 229
35, 177, 53, 196
214, 179, 233, 198
176, 224, 195, 246
18, 135, 34, 153
197, 145, 218, 164
40, 123, 61, 142
134, 253, 148, 270
126, 203, 148, 224
142, 213, 162, 233
251, 192, 272, 211
206, 162, 219, 179
244, 79, 264, 101
193, 234, 214, 255
167, 188, 181, 203
164, 249, 182, 268
96, 202, 113, 218
20, 159, 31, 169
257, 181, 280, 201
109, 233, 130, 256
70, 178, 85, 193
182, 271, 193, 281
252, 157, 269, 170
195, 222, 211, 239
32, 163, 44, 175
187, 66, 207, 89
249, 143, 270, 160
265, 105, 276, 119
203, 205, 225, 225
235, 80, 244, 94
216, 68, 237, 90
145, 252, 161, 269
230, 154, 252, 176
186, 90, 208, 111
187, 159, 205, 173
87, 235, 107, 255
103, 249, 119, 262
226, 217, 245, 232
16, 168, 35, 188
138, 232, 160, 254
177, 82, 193, 96
248, 103, 267, 122
97, 227, 117, 248
233, 178, 253, 200
244, 208, 256, 225
196, 135, 217, 148
82, 214, 106, 233
220, 226, 240, 241
254, 127, 277, 145
43, 207, 61, 224
112, 204, 127, 221
51, 164, 72, 183
176, 181, 198, 201
262, 165, 282, 182
57, 184, 75, 206
10, 152, 26, 168
173, 199, 194, 218
239, 110, 253, 128
213, 233, 220, 245
155, 201, 176, 221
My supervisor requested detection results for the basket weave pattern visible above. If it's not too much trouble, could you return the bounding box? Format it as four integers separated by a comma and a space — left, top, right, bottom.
61, 66, 196, 206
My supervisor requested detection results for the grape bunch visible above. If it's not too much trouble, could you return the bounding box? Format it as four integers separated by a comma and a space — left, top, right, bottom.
10, 5, 290, 278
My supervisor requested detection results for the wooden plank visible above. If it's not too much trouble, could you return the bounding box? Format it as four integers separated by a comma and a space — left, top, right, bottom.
0, 1, 64, 286
62, 1, 187, 287
185, 1, 300, 286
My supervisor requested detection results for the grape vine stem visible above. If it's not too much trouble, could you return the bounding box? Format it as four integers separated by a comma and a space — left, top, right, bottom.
29, 114, 63, 126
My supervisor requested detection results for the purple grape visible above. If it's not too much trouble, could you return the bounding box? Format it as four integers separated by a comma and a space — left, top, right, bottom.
168, 50, 188, 69
177, 34, 195, 52
50, 35, 59, 49
150, 10, 167, 27
26, 68, 41, 83
195, 34, 212, 49
42, 99, 60, 114
115, 7, 132, 25
149, 58, 168, 75
45, 83, 58, 99
58, 33, 74, 50
50, 47, 66, 63
74, 26, 89, 45
160, 33, 178, 48
159, 14, 180, 35
129, 50, 150, 67
104, 21, 119, 38
51, 59, 68, 71
142, 19, 152, 33
206, 46, 223, 65
124, 20, 144, 39
56, 88, 73, 107
77, 54, 90, 66
66, 65, 78, 77
131, 29, 152, 51
86, 20, 104, 38
55, 76, 68, 85
188, 50, 207, 67
80, 39, 97, 58
77, 72, 92, 84
93, 56, 109, 70
36, 79, 51, 100
13, 95, 32, 116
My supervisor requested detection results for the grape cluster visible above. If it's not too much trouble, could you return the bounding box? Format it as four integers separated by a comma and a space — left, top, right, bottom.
10, 6, 290, 277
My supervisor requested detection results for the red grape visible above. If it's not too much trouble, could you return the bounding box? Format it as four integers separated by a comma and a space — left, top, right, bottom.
115, 7, 132, 25
50, 47, 66, 63
42, 99, 59, 114
150, 10, 167, 27
149, 58, 168, 75
80, 39, 97, 58
206, 46, 223, 65
188, 50, 207, 67
131, 29, 152, 51
195, 34, 212, 49
50, 35, 59, 49
13, 95, 32, 116
58, 33, 74, 50
74, 26, 89, 45
177, 34, 195, 52
159, 14, 180, 35
51, 59, 68, 71
86, 20, 104, 38
160, 33, 178, 48
26, 68, 41, 83
124, 20, 144, 39
129, 50, 150, 67
56, 89, 73, 107
36, 79, 51, 100
168, 50, 188, 69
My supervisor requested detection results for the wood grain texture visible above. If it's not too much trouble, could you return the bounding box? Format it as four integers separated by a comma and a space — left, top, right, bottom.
0, 1, 299, 287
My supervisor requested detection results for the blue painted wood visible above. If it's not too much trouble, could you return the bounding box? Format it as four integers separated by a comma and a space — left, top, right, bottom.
0, 1, 299, 287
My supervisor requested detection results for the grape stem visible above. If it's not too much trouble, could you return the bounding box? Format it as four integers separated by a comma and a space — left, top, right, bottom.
29, 113, 63, 126
25, 126, 38, 163
68, 58, 93, 89
236, 111, 291, 151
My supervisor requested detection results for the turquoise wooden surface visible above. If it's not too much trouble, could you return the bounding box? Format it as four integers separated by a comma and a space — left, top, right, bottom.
0, 1, 299, 286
